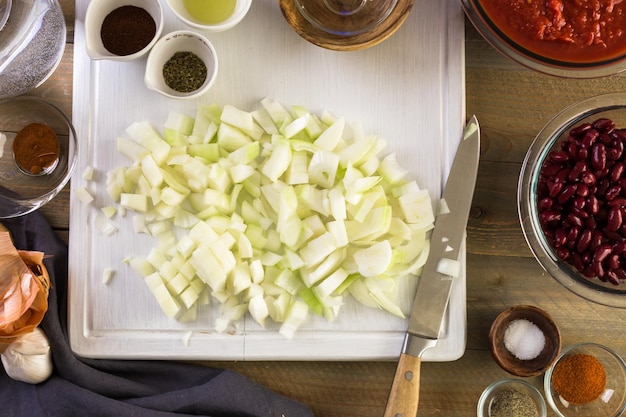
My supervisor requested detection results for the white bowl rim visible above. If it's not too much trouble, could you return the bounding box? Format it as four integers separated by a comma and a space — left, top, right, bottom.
164, 0, 252, 33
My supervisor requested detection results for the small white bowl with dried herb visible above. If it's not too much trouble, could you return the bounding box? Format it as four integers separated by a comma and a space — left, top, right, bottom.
144, 30, 218, 100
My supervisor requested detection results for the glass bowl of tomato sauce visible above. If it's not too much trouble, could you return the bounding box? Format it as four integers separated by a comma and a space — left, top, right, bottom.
518, 93, 626, 308
460, 0, 626, 78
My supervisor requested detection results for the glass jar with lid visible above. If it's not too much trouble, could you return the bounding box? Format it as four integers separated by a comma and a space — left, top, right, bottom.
0, 0, 66, 99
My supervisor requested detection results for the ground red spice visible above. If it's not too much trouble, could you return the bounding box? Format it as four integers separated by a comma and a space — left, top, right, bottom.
100, 6, 156, 56
551, 353, 606, 404
12, 123, 60, 175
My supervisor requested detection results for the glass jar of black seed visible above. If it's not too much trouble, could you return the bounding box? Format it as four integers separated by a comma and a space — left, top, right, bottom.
0, 0, 66, 99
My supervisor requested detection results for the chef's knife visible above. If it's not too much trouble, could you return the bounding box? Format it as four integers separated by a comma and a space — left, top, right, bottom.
383, 115, 480, 417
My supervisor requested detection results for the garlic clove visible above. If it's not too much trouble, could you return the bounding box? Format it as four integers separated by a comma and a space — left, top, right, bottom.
1, 327, 53, 384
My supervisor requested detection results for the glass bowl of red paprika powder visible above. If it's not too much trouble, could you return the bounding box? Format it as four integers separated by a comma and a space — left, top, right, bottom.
519, 93, 626, 308
544, 343, 626, 417
460, 0, 626, 78
0, 95, 77, 218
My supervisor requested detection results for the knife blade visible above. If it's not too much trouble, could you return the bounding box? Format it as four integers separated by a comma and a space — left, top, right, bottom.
383, 115, 480, 417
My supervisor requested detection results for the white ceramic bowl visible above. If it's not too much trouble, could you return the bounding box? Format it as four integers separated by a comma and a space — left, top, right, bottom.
144, 30, 218, 100
165, 0, 251, 32
85, 0, 164, 61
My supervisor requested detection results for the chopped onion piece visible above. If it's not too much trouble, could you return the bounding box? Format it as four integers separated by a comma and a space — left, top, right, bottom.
74, 187, 94, 206
102, 267, 115, 285
436, 258, 461, 278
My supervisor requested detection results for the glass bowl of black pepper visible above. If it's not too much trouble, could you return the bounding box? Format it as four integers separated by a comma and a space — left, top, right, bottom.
84, 0, 164, 61
477, 379, 547, 417
544, 343, 626, 417
0, 96, 77, 218
518, 93, 626, 308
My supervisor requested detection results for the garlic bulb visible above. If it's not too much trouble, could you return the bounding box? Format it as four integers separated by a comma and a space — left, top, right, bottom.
1, 327, 53, 384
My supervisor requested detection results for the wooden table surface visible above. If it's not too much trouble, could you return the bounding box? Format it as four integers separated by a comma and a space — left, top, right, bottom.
33, 1, 626, 416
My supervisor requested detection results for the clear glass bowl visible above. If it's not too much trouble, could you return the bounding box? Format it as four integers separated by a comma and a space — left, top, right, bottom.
544, 343, 626, 417
518, 93, 626, 308
0, 0, 66, 99
0, 96, 77, 218
460, 0, 626, 78
477, 379, 547, 417
293, 0, 398, 36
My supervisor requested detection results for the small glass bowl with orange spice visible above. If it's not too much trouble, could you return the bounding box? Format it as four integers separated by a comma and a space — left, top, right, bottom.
0, 96, 77, 218
544, 342, 626, 417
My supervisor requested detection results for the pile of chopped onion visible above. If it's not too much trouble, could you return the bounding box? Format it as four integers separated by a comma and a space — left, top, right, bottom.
102, 98, 435, 338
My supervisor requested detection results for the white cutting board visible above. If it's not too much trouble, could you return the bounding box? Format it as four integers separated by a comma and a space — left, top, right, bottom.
69, 0, 467, 360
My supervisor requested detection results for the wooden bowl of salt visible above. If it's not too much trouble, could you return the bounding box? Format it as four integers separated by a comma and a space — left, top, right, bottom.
489, 305, 562, 377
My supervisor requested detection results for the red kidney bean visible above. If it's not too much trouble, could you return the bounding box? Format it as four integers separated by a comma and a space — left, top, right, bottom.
556, 168, 571, 183
606, 185, 622, 201
581, 170, 596, 185
554, 229, 567, 247
593, 260, 605, 278
608, 206, 623, 232
608, 197, 626, 207
571, 252, 584, 271
585, 216, 597, 229
594, 118, 615, 133
538, 197, 553, 210
548, 181, 563, 198
539, 210, 561, 223
567, 227, 580, 248
587, 195, 600, 214
550, 151, 569, 162
569, 160, 587, 181
593, 244, 613, 263
576, 229, 593, 253
578, 148, 589, 160
567, 142, 579, 159
607, 254, 621, 270
590, 230, 605, 251
577, 183, 590, 197
573, 196, 586, 210
606, 271, 621, 285
591, 143, 607, 171
611, 162, 626, 182
571, 122, 593, 136
558, 184, 578, 204
581, 129, 599, 148
613, 241, 626, 254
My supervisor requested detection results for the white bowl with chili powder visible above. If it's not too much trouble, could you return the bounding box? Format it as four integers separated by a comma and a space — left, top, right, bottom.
519, 93, 626, 308
85, 0, 164, 61
544, 343, 626, 417
0, 96, 77, 218
460, 0, 626, 78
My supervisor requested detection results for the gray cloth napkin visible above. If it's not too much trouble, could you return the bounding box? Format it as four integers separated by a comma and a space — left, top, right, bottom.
0, 213, 314, 417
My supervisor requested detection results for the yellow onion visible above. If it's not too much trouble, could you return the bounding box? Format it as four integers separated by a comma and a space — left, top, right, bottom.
0, 226, 50, 343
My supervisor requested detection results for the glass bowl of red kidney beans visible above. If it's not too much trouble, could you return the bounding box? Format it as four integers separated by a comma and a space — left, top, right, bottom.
519, 93, 626, 308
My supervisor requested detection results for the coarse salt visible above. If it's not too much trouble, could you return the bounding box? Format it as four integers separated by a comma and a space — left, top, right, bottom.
503, 319, 546, 360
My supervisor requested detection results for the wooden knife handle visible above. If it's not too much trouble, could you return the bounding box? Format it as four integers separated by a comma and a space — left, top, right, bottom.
383, 353, 421, 417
